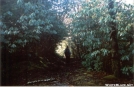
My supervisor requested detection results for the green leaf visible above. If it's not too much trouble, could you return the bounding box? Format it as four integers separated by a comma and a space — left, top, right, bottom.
121, 55, 129, 61
11, 44, 16, 48
132, 50, 134, 54
17, 0, 23, 5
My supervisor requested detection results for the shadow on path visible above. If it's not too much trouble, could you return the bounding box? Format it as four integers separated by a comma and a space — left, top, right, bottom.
15, 58, 133, 86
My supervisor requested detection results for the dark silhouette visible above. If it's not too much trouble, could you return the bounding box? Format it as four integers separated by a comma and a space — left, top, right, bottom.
64, 46, 71, 66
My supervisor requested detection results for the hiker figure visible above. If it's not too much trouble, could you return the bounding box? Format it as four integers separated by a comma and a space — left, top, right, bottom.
64, 46, 71, 65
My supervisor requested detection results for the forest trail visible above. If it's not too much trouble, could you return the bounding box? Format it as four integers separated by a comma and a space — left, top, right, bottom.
20, 58, 133, 86
25, 58, 83, 86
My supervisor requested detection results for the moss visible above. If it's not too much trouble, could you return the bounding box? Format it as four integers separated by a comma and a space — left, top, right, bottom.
72, 76, 85, 81
87, 74, 93, 77
103, 75, 117, 80
81, 81, 96, 86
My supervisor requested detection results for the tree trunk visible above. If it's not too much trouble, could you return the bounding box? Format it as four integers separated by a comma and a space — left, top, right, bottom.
108, 0, 121, 77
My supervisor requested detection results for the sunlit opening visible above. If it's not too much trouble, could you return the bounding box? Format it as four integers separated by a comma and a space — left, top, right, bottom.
56, 39, 68, 57
56, 37, 72, 58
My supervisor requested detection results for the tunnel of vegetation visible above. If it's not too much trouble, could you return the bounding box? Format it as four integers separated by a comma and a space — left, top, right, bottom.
0, 0, 134, 86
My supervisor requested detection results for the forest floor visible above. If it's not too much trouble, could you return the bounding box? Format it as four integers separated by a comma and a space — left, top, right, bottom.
13, 58, 133, 86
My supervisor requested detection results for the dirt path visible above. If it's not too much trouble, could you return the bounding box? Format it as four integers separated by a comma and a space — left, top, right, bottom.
25, 58, 82, 86
18, 58, 133, 86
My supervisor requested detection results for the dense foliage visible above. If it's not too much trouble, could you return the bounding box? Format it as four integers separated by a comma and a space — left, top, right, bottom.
69, 0, 134, 76
1, 0, 67, 85
1, 0, 66, 52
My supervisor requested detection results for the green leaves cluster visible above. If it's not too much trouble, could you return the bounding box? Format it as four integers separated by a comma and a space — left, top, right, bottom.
70, 0, 134, 75
1, 0, 68, 84
1, 0, 67, 73
1, 0, 66, 52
